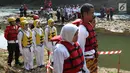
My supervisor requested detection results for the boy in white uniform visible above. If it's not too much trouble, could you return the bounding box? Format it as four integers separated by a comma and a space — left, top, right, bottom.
45, 18, 57, 62
32, 19, 45, 68
18, 20, 34, 71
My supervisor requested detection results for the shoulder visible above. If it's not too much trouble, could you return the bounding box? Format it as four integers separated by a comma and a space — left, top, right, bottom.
39, 28, 43, 31
55, 44, 68, 54
52, 26, 57, 30
32, 29, 36, 34
28, 28, 32, 33
79, 25, 87, 32
18, 30, 24, 36
6, 25, 11, 28
45, 25, 49, 29
78, 25, 89, 36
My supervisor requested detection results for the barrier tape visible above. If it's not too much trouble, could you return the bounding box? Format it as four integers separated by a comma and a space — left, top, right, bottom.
98, 50, 122, 55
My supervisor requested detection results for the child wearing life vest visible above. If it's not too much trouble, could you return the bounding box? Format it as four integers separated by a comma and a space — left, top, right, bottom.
45, 18, 57, 62
32, 19, 45, 68
53, 24, 88, 73
18, 17, 27, 30
17, 20, 34, 71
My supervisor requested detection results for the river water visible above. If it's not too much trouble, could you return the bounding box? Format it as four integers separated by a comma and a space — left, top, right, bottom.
0, 30, 7, 49
0, 8, 18, 17
0, 8, 19, 49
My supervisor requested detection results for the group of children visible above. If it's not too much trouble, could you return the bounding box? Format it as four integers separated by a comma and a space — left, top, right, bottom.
4, 15, 57, 71
4, 3, 98, 73
56, 4, 81, 23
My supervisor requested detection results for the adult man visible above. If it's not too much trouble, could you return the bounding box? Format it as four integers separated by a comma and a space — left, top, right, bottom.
4, 17, 21, 67
78, 3, 98, 73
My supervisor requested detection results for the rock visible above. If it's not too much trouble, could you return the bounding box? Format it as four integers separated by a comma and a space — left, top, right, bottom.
96, 18, 130, 33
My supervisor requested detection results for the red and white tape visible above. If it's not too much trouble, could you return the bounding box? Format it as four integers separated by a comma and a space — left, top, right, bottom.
98, 50, 122, 55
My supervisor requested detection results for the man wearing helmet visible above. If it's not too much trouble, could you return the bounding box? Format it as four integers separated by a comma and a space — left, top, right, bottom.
32, 19, 45, 68
45, 18, 57, 63
17, 20, 34, 71
4, 17, 21, 67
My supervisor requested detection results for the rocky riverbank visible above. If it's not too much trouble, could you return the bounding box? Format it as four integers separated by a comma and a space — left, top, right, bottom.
0, 49, 130, 73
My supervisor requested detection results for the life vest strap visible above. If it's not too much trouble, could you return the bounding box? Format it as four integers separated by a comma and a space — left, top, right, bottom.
68, 46, 80, 54
8, 40, 18, 43
64, 61, 84, 71
66, 53, 83, 61
88, 35, 97, 40
23, 46, 31, 52
85, 42, 96, 47
37, 44, 43, 47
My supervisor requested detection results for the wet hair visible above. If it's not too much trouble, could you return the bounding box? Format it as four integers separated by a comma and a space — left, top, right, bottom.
80, 3, 94, 16
30, 24, 34, 29
16, 18, 20, 23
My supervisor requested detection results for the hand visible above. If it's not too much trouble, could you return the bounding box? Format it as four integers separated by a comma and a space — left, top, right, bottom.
95, 52, 99, 58
20, 49, 23, 55
91, 19, 96, 28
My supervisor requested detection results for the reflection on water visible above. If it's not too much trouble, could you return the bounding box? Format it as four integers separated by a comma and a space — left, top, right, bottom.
0, 31, 7, 49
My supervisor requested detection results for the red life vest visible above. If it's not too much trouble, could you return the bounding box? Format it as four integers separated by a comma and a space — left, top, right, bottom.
72, 19, 82, 26
50, 35, 62, 42
60, 41, 84, 73
72, 19, 98, 52
6, 25, 19, 41
82, 23, 98, 52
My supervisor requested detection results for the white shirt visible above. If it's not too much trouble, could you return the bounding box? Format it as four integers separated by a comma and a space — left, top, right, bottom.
78, 25, 95, 56
73, 8, 77, 13
78, 25, 89, 53
17, 29, 31, 54
53, 43, 70, 73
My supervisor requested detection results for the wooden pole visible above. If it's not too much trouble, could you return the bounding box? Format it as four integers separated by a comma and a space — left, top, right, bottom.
117, 54, 121, 73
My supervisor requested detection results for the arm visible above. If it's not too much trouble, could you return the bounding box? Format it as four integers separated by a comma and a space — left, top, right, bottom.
78, 25, 89, 53
54, 49, 64, 73
32, 30, 36, 50
54, 27, 57, 35
4, 26, 9, 40
17, 31, 23, 54
53, 44, 70, 73
45, 27, 49, 43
